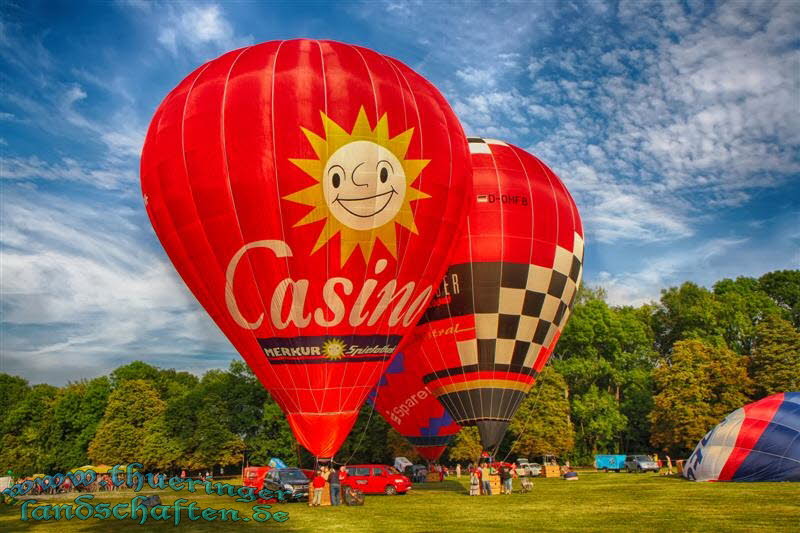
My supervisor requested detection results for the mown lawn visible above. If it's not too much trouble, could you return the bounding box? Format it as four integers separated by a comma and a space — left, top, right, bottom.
1, 472, 798, 532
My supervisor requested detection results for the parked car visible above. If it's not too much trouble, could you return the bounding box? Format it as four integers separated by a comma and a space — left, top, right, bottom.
514, 459, 542, 477
595, 454, 627, 472
243, 466, 271, 489
394, 456, 413, 473
261, 468, 310, 501
407, 464, 427, 482
624, 455, 660, 473
343, 464, 412, 495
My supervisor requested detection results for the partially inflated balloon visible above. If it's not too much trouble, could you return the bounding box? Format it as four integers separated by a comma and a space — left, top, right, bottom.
412, 138, 584, 450
685, 392, 800, 482
369, 350, 461, 461
140, 39, 471, 458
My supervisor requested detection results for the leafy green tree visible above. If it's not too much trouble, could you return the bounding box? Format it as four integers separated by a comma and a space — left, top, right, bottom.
759, 270, 800, 327
336, 404, 393, 465
111, 361, 198, 401
750, 315, 800, 396
88, 380, 175, 468
110, 361, 162, 386
571, 385, 627, 455
43, 377, 111, 471
448, 427, 482, 464
555, 290, 656, 457
163, 371, 247, 470
246, 398, 300, 466
183, 396, 244, 470
508, 367, 574, 457
650, 339, 752, 456
619, 367, 654, 453
0, 384, 58, 476
0, 374, 29, 432
218, 361, 269, 439
713, 276, 787, 354
653, 283, 725, 357
386, 428, 420, 463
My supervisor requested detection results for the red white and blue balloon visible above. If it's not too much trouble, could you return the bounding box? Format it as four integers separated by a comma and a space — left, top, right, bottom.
684, 392, 799, 482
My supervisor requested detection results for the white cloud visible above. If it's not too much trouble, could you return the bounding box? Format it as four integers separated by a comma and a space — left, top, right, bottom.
595, 237, 749, 306
367, 1, 799, 245
1, 155, 136, 189
155, 4, 252, 58
593, 206, 800, 307
0, 189, 234, 383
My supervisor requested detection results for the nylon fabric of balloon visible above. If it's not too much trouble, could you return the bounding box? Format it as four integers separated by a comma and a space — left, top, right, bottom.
410, 138, 584, 451
140, 39, 472, 459
684, 392, 800, 482
368, 351, 461, 461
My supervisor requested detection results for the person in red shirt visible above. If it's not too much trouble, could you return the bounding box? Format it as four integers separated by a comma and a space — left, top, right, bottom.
331, 465, 347, 506
311, 470, 326, 506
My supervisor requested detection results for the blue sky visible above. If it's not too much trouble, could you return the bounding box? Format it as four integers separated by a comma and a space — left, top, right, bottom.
1, 0, 798, 384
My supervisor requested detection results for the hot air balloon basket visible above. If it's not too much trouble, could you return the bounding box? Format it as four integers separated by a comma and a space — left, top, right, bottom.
542, 465, 561, 478
308, 486, 332, 507
480, 475, 502, 495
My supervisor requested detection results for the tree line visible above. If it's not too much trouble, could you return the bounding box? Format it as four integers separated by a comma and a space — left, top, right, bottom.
1, 270, 798, 476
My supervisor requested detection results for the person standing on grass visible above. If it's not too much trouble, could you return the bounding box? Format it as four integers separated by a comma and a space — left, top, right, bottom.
480, 463, 492, 495
499, 465, 512, 494
456, 464, 461, 478
329, 465, 342, 506
311, 470, 326, 506
470, 468, 480, 496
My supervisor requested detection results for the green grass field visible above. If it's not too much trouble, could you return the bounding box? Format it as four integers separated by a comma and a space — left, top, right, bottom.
2, 472, 798, 532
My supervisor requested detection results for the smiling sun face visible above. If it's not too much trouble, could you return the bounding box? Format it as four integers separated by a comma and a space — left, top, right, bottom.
284, 108, 430, 265
322, 338, 346, 360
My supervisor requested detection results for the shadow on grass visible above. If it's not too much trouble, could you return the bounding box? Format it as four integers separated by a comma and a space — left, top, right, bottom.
410, 480, 467, 495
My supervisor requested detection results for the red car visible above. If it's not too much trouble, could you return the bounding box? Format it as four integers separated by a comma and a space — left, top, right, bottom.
343, 465, 412, 495
242, 466, 271, 489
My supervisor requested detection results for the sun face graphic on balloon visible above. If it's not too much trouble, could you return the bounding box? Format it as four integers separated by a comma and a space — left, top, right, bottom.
284, 107, 430, 265
322, 338, 346, 360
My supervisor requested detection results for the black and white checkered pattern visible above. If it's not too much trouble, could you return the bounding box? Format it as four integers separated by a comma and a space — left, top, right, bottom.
467, 137, 508, 154
456, 232, 584, 371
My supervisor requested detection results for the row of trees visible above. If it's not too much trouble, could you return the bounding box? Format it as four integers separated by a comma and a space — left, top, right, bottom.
1, 270, 798, 475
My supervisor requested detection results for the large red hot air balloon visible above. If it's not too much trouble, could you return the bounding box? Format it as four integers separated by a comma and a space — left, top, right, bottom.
369, 349, 461, 462
140, 39, 471, 459
412, 138, 584, 451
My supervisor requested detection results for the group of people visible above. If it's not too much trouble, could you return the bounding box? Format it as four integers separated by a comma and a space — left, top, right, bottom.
468, 462, 534, 496
5, 469, 219, 496
310, 465, 348, 506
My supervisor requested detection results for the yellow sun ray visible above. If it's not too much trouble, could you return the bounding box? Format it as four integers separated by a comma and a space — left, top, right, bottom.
284, 107, 431, 266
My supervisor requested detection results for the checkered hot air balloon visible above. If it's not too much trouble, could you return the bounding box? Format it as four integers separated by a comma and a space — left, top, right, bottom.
408, 138, 584, 451
685, 392, 800, 482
